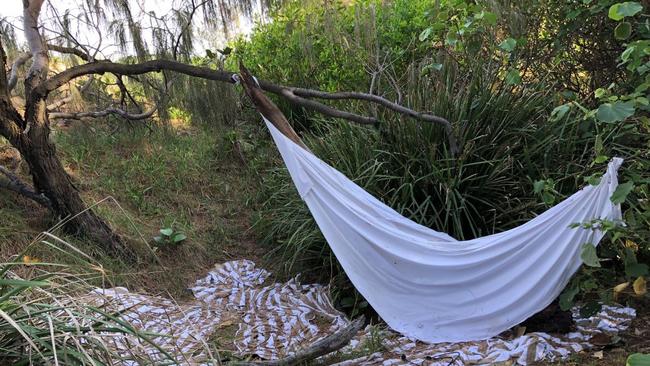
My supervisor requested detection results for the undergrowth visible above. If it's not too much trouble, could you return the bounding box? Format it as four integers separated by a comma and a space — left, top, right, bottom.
243, 0, 650, 312
1, 117, 267, 297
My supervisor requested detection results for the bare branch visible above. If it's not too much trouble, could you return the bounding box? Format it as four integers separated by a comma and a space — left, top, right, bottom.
43, 59, 234, 93
48, 44, 92, 62
41, 59, 459, 155
7, 41, 95, 93
278, 86, 453, 133
0, 165, 51, 208
278, 88, 377, 125
172, 0, 211, 60
46, 74, 94, 111
49, 106, 157, 120
7, 53, 31, 91
228, 316, 365, 366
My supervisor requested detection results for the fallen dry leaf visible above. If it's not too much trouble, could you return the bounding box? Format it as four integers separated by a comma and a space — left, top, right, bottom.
633, 276, 647, 296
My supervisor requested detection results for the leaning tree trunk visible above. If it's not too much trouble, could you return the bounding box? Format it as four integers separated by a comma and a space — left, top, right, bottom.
18, 104, 126, 253
0, 0, 127, 255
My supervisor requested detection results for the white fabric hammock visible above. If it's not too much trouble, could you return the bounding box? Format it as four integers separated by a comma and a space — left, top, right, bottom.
264, 117, 623, 343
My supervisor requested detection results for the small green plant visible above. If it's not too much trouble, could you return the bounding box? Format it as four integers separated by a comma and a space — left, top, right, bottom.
153, 227, 187, 248
533, 178, 560, 205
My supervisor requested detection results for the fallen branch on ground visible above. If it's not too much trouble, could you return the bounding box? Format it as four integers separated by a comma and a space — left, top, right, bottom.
228, 316, 365, 366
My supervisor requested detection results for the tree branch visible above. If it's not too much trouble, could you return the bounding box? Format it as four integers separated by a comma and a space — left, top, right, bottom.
0, 165, 51, 207
49, 106, 157, 120
7, 53, 31, 91
7, 43, 92, 92
239, 63, 309, 150
0, 39, 27, 137
41, 59, 459, 155
228, 316, 365, 366
23, 0, 48, 93
47, 43, 92, 62
46, 74, 94, 111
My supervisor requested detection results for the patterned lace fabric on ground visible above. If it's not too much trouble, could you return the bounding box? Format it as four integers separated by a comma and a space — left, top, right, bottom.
76, 259, 635, 365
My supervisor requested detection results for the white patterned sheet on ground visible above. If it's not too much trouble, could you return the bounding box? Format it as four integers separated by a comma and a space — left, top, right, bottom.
75, 260, 635, 365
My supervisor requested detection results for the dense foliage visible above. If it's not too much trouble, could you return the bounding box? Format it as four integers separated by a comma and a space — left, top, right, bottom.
231, 0, 649, 312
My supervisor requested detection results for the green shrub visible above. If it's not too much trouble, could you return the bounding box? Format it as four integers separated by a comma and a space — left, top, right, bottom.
236, 0, 649, 310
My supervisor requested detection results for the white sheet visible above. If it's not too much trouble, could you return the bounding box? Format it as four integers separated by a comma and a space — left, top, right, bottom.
264, 117, 623, 343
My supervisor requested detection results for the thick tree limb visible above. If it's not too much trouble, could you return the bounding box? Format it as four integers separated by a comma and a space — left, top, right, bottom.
239, 63, 309, 150
228, 316, 365, 366
7, 44, 92, 92
41, 59, 459, 155
49, 106, 157, 120
43, 59, 234, 92
0, 40, 27, 137
0, 165, 51, 207
23, 0, 48, 95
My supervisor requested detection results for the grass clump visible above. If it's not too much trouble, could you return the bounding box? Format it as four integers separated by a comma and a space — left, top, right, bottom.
0, 236, 177, 365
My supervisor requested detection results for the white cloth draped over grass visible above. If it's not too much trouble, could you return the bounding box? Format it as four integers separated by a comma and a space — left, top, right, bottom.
264, 117, 624, 343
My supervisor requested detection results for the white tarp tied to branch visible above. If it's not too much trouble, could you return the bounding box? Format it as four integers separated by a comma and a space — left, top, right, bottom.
264, 117, 624, 343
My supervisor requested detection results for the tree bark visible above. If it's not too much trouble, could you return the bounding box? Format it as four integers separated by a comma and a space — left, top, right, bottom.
0, 1, 128, 255
15, 131, 127, 253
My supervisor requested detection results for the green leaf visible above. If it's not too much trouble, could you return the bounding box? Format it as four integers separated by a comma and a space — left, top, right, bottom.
584, 174, 602, 185
581, 278, 598, 291
482, 11, 497, 25
626, 263, 649, 277
595, 155, 609, 164
172, 233, 187, 243
419, 27, 433, 42
533, 180, 545, 193
550, 104, 571, 121
627, 353, 650, 366
420, 63, 443, 76
0, 279, 50, 287
615, 22, 633, 39
339, 297, 355, 308
621, 45, 636, 63
596, 101, 635, 122
153, 236, 163, 243
580, 301, 602, 318
595, 88, 607, 99
609, 2, 643, 21
499, 38, 517, 52
505, 68, 522, 85
445, 32, 458, 46
559, 286, 579, 310
567, 9, 582, 19
611, 181, 635, 204
542, 191, 555, 205
160, 228, 174, 236
581, 243, 601, 267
